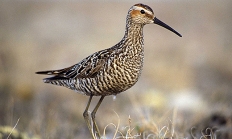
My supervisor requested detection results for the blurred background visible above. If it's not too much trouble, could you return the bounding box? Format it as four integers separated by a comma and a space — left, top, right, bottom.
0, 1, 231, 138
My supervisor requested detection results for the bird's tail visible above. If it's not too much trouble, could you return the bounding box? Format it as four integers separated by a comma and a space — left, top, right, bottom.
36, 63, 77, 86
36, 69, 64, 75
36, 69, 68, 83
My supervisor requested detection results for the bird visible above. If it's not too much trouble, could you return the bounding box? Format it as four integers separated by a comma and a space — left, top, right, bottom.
36, 3, 182, 138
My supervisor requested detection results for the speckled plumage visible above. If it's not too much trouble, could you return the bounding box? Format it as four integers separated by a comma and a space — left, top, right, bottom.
36, 3, 181, 138
37, 6, 146, 97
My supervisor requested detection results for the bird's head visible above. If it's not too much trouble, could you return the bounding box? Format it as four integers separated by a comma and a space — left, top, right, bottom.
128, 3, 182, 37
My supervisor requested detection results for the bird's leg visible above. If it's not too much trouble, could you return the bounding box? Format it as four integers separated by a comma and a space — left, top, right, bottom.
91, 96, 105, 138
83, 95, 96, 139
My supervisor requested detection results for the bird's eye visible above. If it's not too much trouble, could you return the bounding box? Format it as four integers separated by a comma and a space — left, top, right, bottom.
140, 10, 145, 14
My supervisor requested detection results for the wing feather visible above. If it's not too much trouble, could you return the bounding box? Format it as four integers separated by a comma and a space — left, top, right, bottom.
36, 49, 111, 81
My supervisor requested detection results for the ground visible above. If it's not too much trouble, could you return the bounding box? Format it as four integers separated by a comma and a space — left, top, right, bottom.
0, 1, 232, 139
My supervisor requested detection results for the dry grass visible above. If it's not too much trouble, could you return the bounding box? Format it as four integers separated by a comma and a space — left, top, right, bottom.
0, 1, 232, 139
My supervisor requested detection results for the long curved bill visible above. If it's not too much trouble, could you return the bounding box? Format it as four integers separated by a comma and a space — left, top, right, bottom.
154, 17, 182, 37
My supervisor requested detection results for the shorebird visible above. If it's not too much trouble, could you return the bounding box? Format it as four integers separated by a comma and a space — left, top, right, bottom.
36, 3, 181, 138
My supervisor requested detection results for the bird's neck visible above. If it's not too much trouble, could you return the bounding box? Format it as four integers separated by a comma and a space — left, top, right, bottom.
117, 17, 145, 54
123, 20, 144, 46
112, 19, 144, 52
